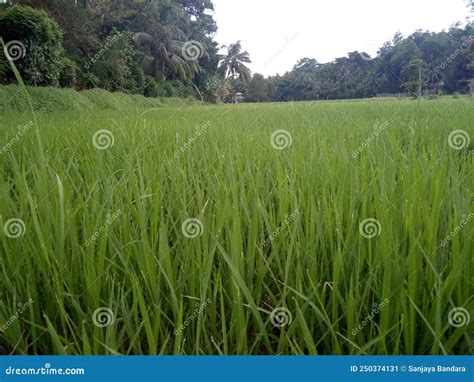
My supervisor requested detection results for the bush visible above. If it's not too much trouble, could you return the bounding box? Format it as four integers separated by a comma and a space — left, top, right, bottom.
0, 5, 68, 86
59, 57, 77, 88
203, 75, 228, 103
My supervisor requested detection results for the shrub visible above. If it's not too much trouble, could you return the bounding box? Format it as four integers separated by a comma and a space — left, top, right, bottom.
59, 57, 77, 87
0, 5, 68, 86
203, 75, 229, 103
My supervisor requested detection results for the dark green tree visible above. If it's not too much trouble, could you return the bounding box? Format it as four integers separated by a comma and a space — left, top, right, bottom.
0, 4, 74, 86
246, 73, 268, 102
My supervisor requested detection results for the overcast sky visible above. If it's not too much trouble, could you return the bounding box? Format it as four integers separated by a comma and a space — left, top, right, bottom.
212, 0, 472, 77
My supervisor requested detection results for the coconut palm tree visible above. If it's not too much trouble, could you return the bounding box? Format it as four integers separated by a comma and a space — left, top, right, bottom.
130, 0, 206, 82
132, 32, 203, 81
219, 41, 251, 82
218, 41, 251, 102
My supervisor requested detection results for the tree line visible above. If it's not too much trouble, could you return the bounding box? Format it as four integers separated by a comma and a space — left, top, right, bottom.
0, 0, 245, 102
0, 0, 472, 102
247, 26, 473, 102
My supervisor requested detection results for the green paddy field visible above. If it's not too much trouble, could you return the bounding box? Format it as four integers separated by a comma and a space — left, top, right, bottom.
0, 93, 472, 354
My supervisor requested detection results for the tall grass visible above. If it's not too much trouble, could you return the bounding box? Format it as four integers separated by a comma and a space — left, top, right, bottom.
0, 85, 197, 113
0, 96, 472, 354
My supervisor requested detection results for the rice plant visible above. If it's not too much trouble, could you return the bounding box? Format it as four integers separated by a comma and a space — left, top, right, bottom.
0, 97, 472, 355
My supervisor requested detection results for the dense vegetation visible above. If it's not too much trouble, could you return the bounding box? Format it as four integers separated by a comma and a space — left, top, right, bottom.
0, 97, 472, 354
255, 25, 473, 101
1, 0, 224, 99
0, 1, 472, 102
